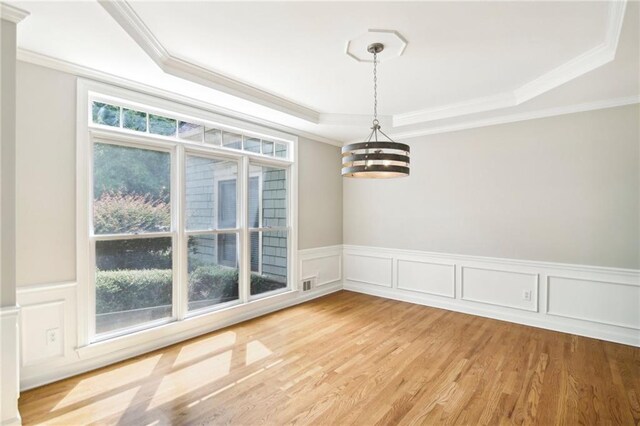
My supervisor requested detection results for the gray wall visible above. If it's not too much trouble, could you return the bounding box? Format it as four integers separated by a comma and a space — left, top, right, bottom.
15, 61, 343, 286
16, 61, 77, 286
344, 104, 640, 269
298, 137, 343, 249
1, 20, 18, 306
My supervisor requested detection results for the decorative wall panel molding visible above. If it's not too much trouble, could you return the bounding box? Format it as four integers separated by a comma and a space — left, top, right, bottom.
397, 259, 455, 298
343, 244, 640, 347
344, 253, 393, 287
0, 306, 21, 426
20, 300, 66, 366
299, 245, 342, 287
460, 267, 538, 312
546, 276, 640, 330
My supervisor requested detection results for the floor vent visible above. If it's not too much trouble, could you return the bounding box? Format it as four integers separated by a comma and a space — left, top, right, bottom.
301, 278, 314, 291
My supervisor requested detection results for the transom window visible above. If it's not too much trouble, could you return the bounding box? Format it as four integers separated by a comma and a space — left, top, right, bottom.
82, 86, 295, 343
91, 100, 290, 159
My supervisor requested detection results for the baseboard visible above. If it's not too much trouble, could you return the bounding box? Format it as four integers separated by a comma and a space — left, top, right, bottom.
0, 415, 21, 426
343, 245, 640, 347
344, 282, 639, 347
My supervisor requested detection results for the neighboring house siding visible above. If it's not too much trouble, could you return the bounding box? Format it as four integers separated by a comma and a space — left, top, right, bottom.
261, 169, 287, 281
185, 156, 217, 263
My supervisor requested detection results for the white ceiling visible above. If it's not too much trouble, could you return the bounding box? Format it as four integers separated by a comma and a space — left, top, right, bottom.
11, 1, 640, 144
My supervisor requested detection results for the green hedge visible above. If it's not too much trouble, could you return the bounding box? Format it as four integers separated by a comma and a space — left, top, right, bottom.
96, 266, 286, 314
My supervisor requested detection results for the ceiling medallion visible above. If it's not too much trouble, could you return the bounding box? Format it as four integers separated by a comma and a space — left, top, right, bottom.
342, 43, 410, 178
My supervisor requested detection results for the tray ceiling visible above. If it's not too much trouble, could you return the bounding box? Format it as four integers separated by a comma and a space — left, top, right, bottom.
11, 1, 640, 144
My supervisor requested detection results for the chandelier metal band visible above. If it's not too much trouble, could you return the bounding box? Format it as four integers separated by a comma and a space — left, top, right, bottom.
342, 42, 410, 178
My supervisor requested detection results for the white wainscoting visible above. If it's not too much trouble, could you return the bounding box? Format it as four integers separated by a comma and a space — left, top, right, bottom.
16, 246, 343, 390
344, 253, 393, 287
299, 245, 342, 287
13, 243, 640, 391
343, 245, 640, 347
0, 306, 21, 426
461, 267, 538, 312
397, 259, 455, 298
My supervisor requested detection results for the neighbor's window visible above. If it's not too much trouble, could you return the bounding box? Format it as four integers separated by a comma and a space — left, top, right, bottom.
87, 94, 293, 341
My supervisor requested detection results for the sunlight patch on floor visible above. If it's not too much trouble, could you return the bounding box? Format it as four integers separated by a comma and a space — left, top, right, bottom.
174, 331, 237, 367
184, 357, 284, 410
51, 354, 162, 411
147, 349, 233, 410
245, 340, 272, 366
45, 385, 142, 425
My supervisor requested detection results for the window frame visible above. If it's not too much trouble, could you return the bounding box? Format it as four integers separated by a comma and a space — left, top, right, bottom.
77, 79, 298, 348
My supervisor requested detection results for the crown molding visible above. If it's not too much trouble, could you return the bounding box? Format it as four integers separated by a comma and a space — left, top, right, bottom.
16, 48, 342, 147
18, 49, 638, 148
98, 0, 321, 124
381, 96, 639, 143
393, 0, 628, 127
1, 2, 29, 23
514, 1, 626, 104
393, 92, 517, 126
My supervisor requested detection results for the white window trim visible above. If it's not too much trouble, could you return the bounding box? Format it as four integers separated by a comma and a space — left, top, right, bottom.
76, 78, 298, 351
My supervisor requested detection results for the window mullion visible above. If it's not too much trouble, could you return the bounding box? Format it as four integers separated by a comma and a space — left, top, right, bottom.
240, 156, 250, 304
92, 232, 173, 241
185, 228, 241, 236
176, 144, 186, 321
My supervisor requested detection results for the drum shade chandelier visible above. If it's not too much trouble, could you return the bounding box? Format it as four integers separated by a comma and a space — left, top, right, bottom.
342, 43, 410, 178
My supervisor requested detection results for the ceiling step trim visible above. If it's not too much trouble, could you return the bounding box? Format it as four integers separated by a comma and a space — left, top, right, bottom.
384, 96, 639, 143
1, 3, 30, 23
393, 0, 628, 127
98, 0, 321, 124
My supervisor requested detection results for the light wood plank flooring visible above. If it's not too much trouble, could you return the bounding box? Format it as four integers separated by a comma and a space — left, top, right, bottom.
19, 291, 640, 425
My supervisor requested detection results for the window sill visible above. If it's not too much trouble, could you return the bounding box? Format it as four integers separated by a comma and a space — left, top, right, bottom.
75, 287, 302, 361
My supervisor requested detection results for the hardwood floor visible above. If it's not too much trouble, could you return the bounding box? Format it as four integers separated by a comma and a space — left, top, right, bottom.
19, 291, 640, 425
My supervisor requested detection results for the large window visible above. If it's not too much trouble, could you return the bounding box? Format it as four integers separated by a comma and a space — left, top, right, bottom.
84, 88, 295, 342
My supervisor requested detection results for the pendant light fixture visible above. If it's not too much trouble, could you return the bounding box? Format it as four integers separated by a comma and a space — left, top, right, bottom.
342, 43, 410, 178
